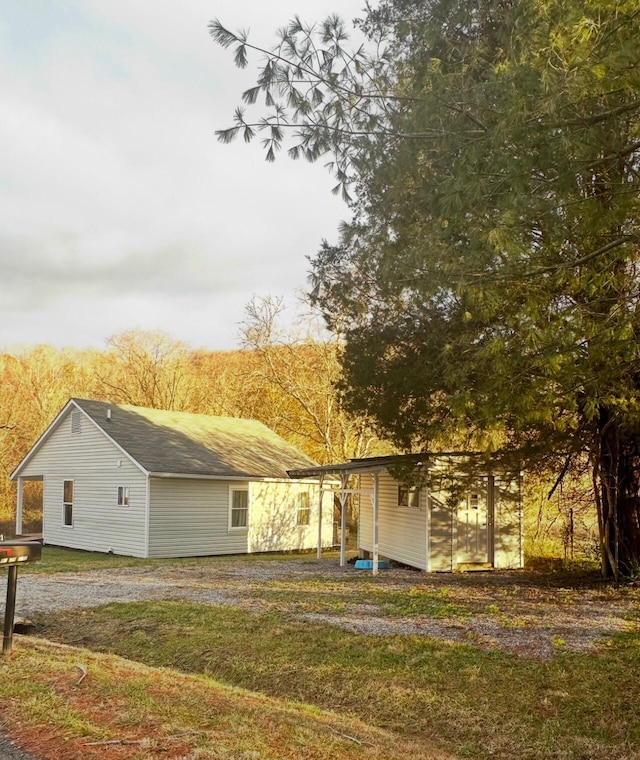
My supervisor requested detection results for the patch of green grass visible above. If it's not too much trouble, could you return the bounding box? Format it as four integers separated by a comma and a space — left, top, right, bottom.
22, 546, 334, 575
256, 588, 352, 614
258, 578, 378, 614
0, 647, 109, 741
258, 578, 479, 618
36, 600, 640, 760
21, 546, 156, 574
376, 587, 471, 618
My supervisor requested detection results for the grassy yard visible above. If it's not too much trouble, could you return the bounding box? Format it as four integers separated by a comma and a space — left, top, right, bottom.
35, 601, 640, 760
20, 545, 329, 574
0, 637, 450, 760
19, 551, 640, 760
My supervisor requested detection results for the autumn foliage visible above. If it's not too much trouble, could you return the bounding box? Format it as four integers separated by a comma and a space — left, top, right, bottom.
0, 324, 385, 530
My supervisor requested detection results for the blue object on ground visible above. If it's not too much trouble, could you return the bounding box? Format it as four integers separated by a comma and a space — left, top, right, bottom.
354, 559, 388, 569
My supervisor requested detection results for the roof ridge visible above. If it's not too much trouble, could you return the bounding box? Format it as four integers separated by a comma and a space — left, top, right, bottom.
72, 398, 266, 426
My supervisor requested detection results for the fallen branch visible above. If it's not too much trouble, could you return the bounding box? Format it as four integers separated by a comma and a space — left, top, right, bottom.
84, 731, 214, 747
84, 739, 146, 746
74, 664, 87, 686
327, 726, 371, 746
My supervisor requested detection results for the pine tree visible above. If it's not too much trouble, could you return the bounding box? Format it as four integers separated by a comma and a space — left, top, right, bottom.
212, 0, 640, 577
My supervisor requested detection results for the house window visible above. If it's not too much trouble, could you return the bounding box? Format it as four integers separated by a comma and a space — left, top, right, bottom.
398, 485, 420, 508
117, 486, 130, 507
229, 487, 249, 529
63, 480, 73, 527
296, 492, 310, 526
469, 493, 480, 509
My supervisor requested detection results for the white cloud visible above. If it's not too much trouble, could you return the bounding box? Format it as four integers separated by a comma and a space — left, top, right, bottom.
0, 0, 368, 350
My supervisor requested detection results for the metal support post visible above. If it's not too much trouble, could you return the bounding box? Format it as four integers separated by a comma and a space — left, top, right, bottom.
317, 475, 324, 560
372, 473, 380, 576
3, 566, 19, 654
339, 474, 348, 567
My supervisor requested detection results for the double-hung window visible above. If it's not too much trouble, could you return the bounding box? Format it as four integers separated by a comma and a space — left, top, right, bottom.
229, 487, 249, 529
296, 492, 311, 526
63, 480, 74, 527
117, 486, 130, 507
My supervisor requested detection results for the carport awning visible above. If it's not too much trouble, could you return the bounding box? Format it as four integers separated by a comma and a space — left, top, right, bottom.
287, 451, 482, 480
287, 453, 431, 479
287, 458, 434, 575
288, 452, 487, 576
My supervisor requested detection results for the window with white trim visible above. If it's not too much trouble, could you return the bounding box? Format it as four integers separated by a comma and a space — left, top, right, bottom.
229, 487, 249, 529
63, 480, 74, 527
117, 486, 130, 507
296, 491, 310, 526
398, 485, 420, 508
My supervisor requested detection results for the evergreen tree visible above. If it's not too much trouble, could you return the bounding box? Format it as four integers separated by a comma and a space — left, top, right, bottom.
212, 0, 640, 577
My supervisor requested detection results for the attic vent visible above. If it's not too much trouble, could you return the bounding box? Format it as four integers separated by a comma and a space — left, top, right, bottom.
71, 411, 82, 434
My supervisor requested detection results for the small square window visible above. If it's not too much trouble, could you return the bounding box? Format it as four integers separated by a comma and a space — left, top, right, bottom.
117, 486, 130, 507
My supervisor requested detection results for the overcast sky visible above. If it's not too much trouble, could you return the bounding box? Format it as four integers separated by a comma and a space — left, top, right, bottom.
0, 0, 367, 352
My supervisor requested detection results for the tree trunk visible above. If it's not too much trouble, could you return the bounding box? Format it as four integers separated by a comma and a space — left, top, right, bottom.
596, 407, 640, 579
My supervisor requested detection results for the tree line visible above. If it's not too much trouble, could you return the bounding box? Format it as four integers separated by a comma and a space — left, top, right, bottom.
0, 303, 595, 559
0, 299, 387, 528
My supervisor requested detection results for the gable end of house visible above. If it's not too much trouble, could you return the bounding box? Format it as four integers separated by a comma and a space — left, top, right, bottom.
10, 399, 147, 480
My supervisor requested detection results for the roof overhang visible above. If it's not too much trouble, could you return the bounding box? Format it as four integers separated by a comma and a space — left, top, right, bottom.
147, 472, 319, 483
287, 452, 482, 479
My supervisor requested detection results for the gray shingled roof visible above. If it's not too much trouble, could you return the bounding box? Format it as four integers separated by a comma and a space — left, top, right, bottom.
73, 398, 317, 479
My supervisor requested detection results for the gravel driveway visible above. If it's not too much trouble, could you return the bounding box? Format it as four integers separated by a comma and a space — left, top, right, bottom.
13, 567, 234, 614
6, 558, 638, 660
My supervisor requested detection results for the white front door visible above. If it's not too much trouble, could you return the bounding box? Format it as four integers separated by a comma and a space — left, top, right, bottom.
457, 487, 488, 564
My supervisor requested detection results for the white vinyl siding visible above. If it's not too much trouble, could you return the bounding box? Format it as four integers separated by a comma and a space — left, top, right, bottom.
357, 468, 523, 572
248, 480, 330, 553
493, 476, 523, 568
148, 478, 250, 558
429, 493, 455, 571
18, 408, 147, 556
359, 473, 429, 570
147, 479, 328, 558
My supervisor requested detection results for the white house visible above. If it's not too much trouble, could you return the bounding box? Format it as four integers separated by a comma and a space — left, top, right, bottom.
11, 398, 330, 558
289, 454, 523, 573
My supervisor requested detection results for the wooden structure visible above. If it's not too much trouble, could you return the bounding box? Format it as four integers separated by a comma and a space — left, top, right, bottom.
289, 454, 523, 574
